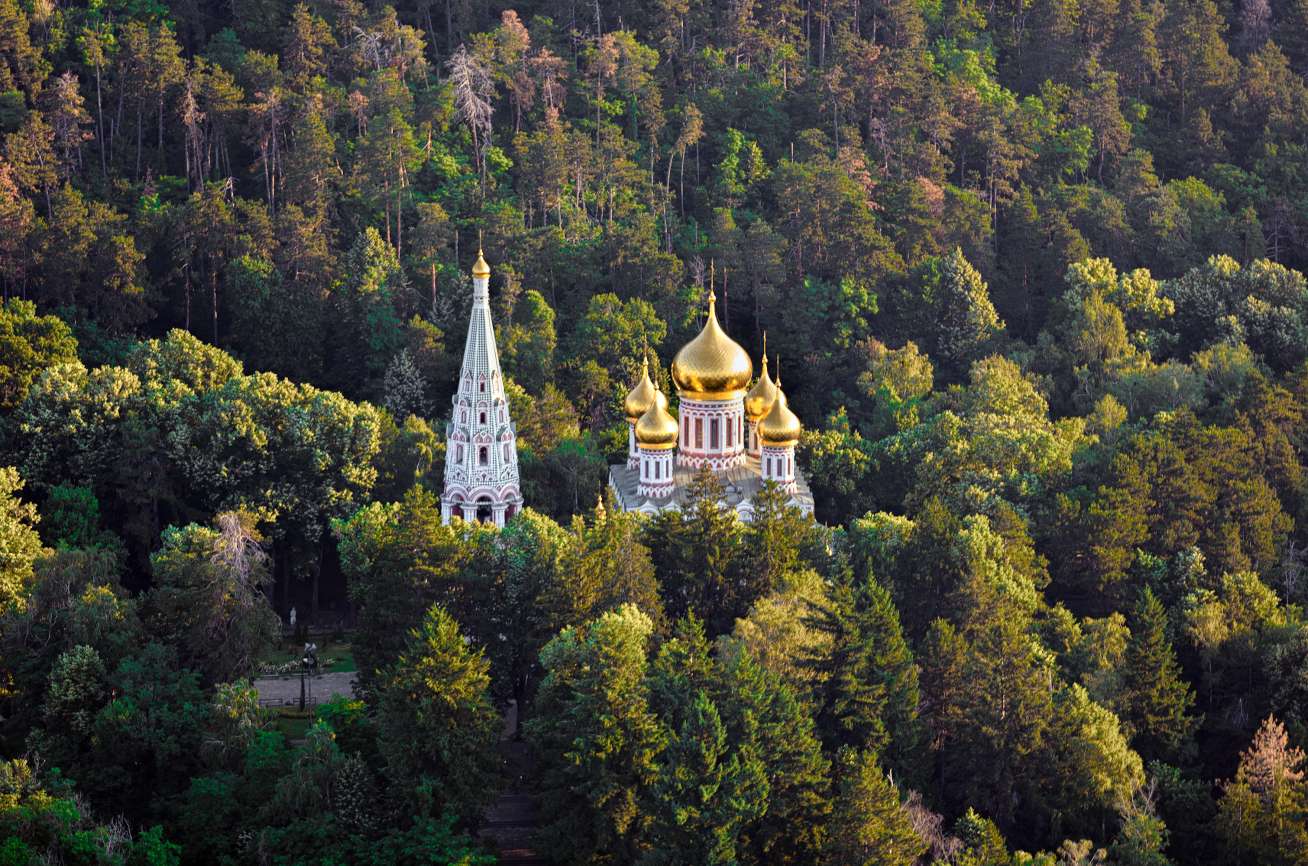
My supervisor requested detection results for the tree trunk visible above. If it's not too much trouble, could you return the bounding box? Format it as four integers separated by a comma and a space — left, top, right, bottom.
94, 63, 106, 176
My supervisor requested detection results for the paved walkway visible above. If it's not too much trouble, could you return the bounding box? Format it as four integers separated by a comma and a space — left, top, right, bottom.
253, 671, 356, 707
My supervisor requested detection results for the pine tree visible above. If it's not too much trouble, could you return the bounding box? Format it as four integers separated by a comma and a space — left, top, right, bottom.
713, 640, 832, 865
375, 603, 500, 821
824, 748, 925, 866
935, 247, 1004, 372
1121, 588, 1199, 761
644, 468, 744, 633
382, 348, 429, 420
640, 690, 769, 866
528, 605, 666, 865
804, 576, 922, 779
1217, 715, 1308, 865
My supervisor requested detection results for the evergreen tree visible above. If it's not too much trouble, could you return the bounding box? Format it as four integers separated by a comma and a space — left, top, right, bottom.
1216, 715, 1308, 865
644, 468, 744, 634
528, 605, 666, 864
823, 747, 925, 866
640, 689, 769, 866
805, 575, 923, 780
1120, 588, 1199, 762
374, 603, 499, 821
931, 247, 1005, 373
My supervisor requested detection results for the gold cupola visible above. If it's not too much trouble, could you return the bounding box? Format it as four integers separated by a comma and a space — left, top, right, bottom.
472, 246, 491, 279
744, 339, 778, 422
671, 290, 752, 400
635, 390, 678, 450
758, 366, 801, 447
624, 353, 658, 423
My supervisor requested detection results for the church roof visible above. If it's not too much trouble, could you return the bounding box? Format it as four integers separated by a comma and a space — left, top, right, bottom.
607, 457, 814, 516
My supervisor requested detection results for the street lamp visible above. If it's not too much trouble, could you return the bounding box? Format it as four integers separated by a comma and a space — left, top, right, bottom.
299, 642, 318, 712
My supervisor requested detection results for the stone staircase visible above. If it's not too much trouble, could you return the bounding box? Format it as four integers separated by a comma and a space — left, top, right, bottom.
480, 701, 547, 865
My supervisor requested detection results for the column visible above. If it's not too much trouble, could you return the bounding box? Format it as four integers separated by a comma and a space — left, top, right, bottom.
461, 504, 477, 522
441, 500, 452, 524
493, 504, 507, 527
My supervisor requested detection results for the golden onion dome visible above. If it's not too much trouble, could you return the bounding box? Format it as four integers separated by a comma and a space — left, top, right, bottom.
635, 390, 678, 450
671, 291, 752, 399
623, 356, 659, 423
472, 247, 491, 279
744, 353, 779, 422
758, 386, 801, 447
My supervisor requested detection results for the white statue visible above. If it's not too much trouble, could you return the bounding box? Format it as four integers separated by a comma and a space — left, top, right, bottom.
289, 606, 297, 628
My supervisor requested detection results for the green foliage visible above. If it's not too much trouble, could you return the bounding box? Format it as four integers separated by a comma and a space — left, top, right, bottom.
824, 748, 926, 866
146, 513, 279, 685
374, 604, 499, 821
0, 298, 77, 412
1120, 588, 1199, 761
529, 604, 665, 864
1216, 715, 1308, 865
4, 0, 1308, 862
0, 467, 42, 614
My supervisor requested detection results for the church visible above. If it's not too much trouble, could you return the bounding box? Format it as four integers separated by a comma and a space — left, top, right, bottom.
439, 246, 812, 526
607, 289, 815, 519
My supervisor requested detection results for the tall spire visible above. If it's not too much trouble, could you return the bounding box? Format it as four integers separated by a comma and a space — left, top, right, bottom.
441, 238, 522, 528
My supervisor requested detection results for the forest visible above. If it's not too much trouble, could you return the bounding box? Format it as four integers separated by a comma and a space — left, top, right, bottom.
2, 0, 1308, 862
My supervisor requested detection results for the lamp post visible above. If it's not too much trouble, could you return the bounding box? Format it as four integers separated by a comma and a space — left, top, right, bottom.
299, 642, 318, 712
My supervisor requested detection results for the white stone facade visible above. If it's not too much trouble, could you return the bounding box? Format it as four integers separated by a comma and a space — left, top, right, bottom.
637, 447, 675, 498
760, 443, 798, 492
675, 396, 747, 470
441, 257, 523, 527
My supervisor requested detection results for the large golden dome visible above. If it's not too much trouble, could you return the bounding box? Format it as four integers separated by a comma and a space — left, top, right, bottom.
635, 390, 678, 450
671, 291, 752, 399
744, 353, 778, 422
623, 356, 658, 423
758, 387, 801, 447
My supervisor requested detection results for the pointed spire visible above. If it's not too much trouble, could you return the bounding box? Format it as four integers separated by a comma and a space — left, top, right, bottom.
472, 229, 490, 279
775, 355, 781, 387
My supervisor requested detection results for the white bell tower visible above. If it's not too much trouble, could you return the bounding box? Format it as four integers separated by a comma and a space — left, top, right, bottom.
441, 245, 523, 527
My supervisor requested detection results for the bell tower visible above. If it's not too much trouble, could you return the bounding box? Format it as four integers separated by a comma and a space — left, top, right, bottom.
441, 244, 523, 527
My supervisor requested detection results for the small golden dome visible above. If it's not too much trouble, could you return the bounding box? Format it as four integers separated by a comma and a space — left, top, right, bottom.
744, 354, 778, 422
758, 387, 801, 447
472, 248, 491, 279
671, 291, 752, 399
623, 356, 658, 423
635, 390, 678, 450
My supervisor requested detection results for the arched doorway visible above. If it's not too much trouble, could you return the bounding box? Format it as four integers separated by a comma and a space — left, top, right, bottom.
476, 497, 494, 523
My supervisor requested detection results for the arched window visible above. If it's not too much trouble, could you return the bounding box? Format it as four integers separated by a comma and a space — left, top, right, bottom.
479, 411, 487, 424
503, 443, 511, 461
479, 446, 488, 466
710, 418, 719, 450
479, 381, 486, 393
726, 419, 733, 448
455, 444, 463, 462
460, 409, 466, 423
694, 418, 703, 449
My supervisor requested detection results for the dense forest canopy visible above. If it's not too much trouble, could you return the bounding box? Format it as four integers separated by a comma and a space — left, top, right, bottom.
3, 0, 1308, 863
